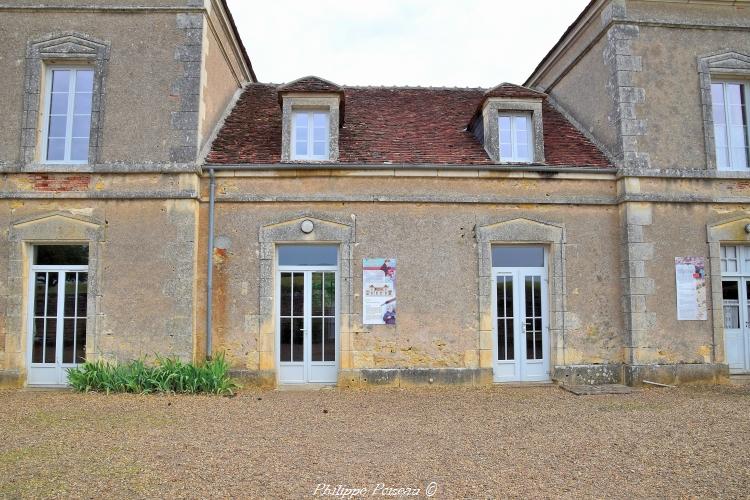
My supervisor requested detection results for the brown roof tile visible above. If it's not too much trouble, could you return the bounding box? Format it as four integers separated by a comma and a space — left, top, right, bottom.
207, 83, 611, 168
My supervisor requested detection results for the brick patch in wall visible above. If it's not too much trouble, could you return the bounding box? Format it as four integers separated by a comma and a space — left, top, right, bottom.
29, 174, 91, 192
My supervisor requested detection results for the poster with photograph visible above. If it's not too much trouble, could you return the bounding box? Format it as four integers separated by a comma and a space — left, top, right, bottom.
363, 258, 396, 325
675, 257, 707, 321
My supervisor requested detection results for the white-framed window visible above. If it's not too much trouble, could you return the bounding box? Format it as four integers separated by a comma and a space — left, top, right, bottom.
712, 81, 749, 170
498, 113, 533, 163
42, 67, 94, 164
291, 111, 329, 160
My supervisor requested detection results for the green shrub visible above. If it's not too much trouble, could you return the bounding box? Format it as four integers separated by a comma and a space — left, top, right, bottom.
67, 353, 238, 395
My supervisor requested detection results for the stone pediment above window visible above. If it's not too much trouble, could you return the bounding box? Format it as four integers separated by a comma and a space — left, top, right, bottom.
279, 76, 344, 162
468, 83, 546, 164
30, 32, 110, 60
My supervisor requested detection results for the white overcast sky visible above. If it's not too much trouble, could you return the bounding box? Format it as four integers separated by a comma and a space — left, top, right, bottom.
226, 0, 591, 88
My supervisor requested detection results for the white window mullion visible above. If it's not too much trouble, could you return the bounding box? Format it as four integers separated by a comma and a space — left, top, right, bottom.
65, 71, 76, 162
307, 113, 314, 157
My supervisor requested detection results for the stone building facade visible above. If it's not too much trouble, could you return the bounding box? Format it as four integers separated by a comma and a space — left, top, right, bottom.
1, 0, 749, 388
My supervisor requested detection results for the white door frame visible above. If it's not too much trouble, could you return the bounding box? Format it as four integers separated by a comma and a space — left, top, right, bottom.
26, 264, 88, 386
491, 263, 550, 383
720, 245, 750, 374
275, 264, 340, 385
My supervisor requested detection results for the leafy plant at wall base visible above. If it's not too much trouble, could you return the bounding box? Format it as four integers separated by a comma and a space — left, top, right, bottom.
66, 353, 238, 395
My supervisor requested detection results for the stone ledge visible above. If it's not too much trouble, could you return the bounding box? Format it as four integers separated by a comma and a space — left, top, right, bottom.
228, 369, 275, 389
624, 363, 729, 386
552, 364, 625, 386
0, 370, 23, 389
340, 368, 493, 388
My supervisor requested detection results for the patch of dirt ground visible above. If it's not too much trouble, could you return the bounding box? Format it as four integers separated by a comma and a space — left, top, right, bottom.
1, 385, 749, 498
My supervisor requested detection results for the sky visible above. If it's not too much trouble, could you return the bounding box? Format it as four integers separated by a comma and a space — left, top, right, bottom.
225, 0, 591, 88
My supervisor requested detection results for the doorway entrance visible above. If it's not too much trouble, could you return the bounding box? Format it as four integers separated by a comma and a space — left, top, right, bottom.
276, 245, 339, 384
721, 245, 750, 373
27, 245, 89, 386
492, 245, 550, 382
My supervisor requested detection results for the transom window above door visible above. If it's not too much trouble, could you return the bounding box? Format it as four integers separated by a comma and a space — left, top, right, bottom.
42, 67, 94, 164
492, 245, 545, 268
712, 81, 749, 170
292, 111, 329, 160
498, 113, 533, 163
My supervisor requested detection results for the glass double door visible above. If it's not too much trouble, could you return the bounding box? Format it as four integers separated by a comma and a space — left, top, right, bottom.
27, 267, 88, 386
722, 278, 750, 373
493, 268, 549, 382
277, 269, 338, 384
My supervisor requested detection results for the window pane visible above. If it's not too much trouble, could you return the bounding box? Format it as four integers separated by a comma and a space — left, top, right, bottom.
51, 70, 70, 92
278, 245, 338, 266
75, 70, 94, 92
32, 318, 45, 363
74, 93, 93, 115
292, 273, 304, 316
312, 272, 323, 316
295, 141, 307, 156
63, 318, 75, 364
75, 318, 86, 363
492, 246, 544, 267
313, 141, 326, 156
50, 93, 69, 115
516, 143, 530, 161
292, 317, 304, 362
46, 138, 65, 161
77, 273, 88, 317
311, 317, 323, 362
324, 317, 336, 362
731, 148, 749, 169
71, 138, 89, 162
45, 317, 57, 364
279, 317, 291, 362
72, 115, 91, 137
323, 272, 335, 316
34, 273, 47, 316
48, 116, 67, 137
280, 272, 292, 316
313, 113, 327, 127
34, 245, 89, 266
499, 116, 511, 131
514, 115, 528, 131
294, 113, 307, 127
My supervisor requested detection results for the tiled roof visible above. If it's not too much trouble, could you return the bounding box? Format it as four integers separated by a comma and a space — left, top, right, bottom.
207, 83, 612, 167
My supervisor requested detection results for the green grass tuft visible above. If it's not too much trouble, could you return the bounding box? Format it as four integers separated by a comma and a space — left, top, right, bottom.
66, 353, 238, 395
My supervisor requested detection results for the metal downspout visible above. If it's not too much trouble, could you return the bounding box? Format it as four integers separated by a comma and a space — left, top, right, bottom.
206, 168, 216, 360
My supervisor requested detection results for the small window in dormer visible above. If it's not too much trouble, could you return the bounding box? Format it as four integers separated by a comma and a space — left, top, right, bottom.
42, 67, 94, 164
292, 111, 329, 160
499, 113, 533, 163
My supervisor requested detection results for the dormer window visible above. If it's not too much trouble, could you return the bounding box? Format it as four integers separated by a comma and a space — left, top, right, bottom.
278, 76, 344, 163
292, 111, 330, 160
499, 113, 533, 163
468, 83, 546, 165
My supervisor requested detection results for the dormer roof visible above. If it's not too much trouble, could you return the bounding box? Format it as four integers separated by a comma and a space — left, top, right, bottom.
277, 76, 343, 95
482, 83, 547, 100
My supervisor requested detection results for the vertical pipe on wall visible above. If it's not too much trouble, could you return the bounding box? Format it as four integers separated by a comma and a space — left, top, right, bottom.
206, 168, 216, 360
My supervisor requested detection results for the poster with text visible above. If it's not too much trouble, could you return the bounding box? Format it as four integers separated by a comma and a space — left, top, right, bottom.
363, 258, 396, 325
675, 256, 707, 321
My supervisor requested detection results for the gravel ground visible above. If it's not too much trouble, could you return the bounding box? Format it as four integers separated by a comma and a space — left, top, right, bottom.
1, 384, 749, 499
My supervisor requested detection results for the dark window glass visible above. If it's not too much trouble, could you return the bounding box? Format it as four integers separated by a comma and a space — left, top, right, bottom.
492, 246, 544, 268
35, 245, 88, 266
278, 245, 337, 266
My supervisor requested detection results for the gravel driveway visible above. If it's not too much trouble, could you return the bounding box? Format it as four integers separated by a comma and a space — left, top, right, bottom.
1, 385, 749, 498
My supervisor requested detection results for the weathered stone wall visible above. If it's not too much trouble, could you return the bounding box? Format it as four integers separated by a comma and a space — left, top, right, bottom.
195, 172, 625, 385
0, 173, 199, 386
198, 2, 247, 151
629, 23, 750, 170
0, 10, 186, 165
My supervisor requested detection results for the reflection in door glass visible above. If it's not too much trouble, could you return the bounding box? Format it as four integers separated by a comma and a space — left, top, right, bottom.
496, 276, 514, 361
311, 272, 336, 362
525, 275, 543, 360
723, 281, 740, 329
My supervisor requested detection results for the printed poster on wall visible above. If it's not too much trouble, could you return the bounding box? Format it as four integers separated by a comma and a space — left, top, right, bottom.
363, 258, 396, 325
675, 257, 707, 321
